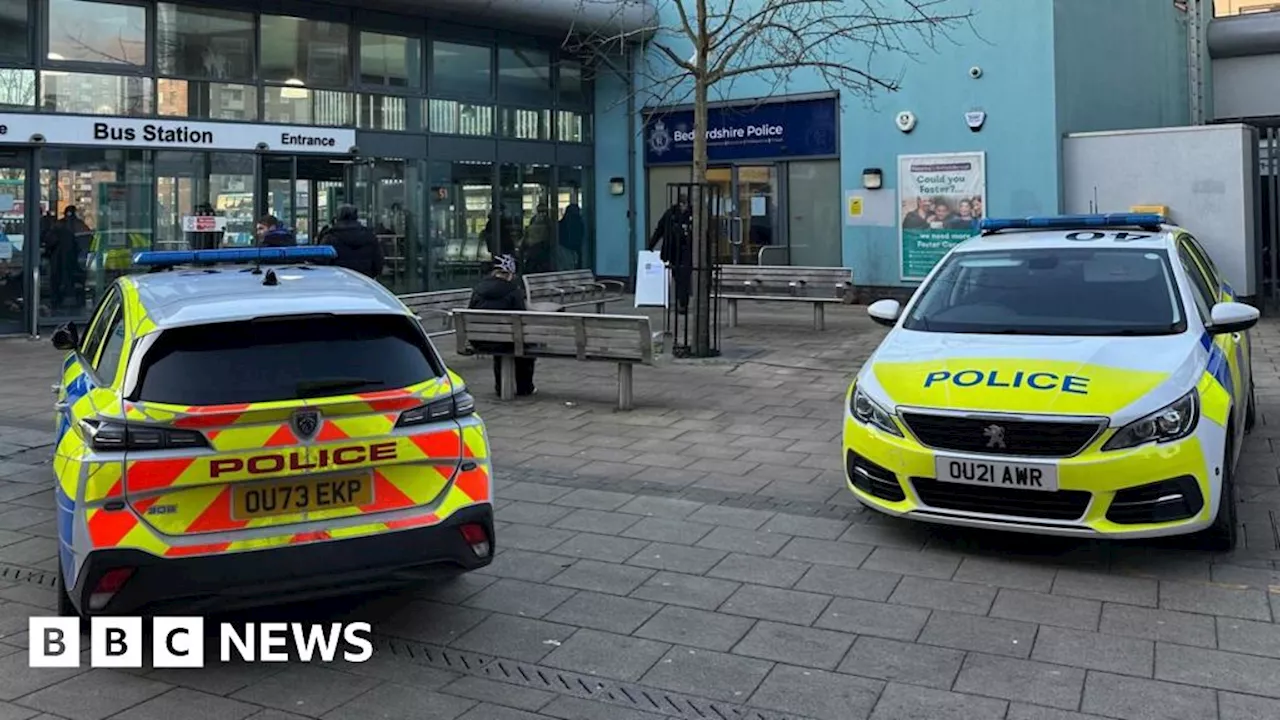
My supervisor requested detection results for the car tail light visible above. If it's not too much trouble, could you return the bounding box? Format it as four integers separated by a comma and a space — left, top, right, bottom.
396, 391, 475, 428
82, 420, 209, 452
459, 523, 490, 558
88, 568, 134, 611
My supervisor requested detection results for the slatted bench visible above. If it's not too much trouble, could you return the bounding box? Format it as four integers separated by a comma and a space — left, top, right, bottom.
400, 288, 474, 337
453, 309, 661, 410
522, 269, 626, 312
719, 265, 854, 330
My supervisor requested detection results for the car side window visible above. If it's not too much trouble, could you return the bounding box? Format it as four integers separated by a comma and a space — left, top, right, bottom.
79, 289, 121, 365
1183, 235, 1224, 296
95, 307, 127, 384
1177, 243, 1216, 321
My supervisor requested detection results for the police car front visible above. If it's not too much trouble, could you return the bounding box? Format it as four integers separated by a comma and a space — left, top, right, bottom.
843, 214, 1259, 550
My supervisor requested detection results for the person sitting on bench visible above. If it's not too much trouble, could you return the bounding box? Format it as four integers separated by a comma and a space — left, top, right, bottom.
469, 254, 537, 397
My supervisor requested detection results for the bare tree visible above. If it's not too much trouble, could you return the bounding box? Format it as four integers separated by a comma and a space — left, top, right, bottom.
569, 0, 977, 356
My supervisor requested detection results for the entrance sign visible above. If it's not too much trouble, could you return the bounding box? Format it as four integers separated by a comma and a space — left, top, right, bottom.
898, 152, 986, 281
644, 97, 838, 164
0, 114, 356, 154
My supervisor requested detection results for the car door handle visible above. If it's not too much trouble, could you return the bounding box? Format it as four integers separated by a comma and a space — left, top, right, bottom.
53, 401, 68, 411
50, 384, 61, 394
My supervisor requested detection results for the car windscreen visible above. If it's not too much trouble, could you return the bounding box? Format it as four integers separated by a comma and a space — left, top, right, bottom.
131, 313, 443, 406
901, 247, 1186, 336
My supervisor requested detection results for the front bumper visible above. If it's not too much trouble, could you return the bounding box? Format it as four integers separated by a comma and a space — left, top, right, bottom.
842, 411, 1225, 540
68, 503, 494, 616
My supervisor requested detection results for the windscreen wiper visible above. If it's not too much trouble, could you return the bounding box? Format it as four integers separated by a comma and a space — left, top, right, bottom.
295, 378, 385, 397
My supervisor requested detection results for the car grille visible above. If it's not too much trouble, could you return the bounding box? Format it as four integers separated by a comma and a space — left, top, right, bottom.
911, 478, 1092, 521
899, 412, 1103, 457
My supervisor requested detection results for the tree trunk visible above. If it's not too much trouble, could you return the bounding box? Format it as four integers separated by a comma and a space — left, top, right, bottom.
690, 0, 712, 356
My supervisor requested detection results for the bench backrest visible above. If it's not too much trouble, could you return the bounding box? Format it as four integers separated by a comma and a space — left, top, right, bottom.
453, 309, 656, 364
719, 265, 853, 295
523, 269, 600, 301
400, 288, 474, 315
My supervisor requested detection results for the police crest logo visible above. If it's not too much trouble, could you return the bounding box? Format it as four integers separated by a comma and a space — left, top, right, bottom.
291, 409, 320, 440
648, 120, 671, 156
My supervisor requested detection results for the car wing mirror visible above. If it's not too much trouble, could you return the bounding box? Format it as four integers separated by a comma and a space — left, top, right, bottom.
867, 299, 902, 328
51, 322, 78, 351
1207, 301, 1259, 335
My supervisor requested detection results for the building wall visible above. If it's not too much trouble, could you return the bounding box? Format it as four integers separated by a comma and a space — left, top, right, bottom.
1052, 0, 1190, 141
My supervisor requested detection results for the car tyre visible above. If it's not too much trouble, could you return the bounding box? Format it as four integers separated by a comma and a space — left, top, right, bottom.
55, 564, 78, 618
1196, 433, 1238, 552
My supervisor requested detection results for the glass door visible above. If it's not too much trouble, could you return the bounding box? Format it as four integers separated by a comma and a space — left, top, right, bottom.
706, 165, 779, 265
258, 155, 351, 244
0, 151, 28, 335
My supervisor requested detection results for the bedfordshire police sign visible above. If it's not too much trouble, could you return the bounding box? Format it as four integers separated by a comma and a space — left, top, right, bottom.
0, 113, 355, 154
644, 96, 838, 165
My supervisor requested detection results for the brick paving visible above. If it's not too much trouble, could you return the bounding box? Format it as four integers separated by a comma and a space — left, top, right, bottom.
0, 301, 1274, 718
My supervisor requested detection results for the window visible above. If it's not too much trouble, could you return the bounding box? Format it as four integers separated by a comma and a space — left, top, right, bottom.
357, 93, 418, 131
134, 315, 442, 405
262, 86, 352, 126
0, 69, 36, 109
360, 31, 420, 88
500, 108, 551, 140
80, 289, 121, 362
47, 0, 148, 66
428, 99, 493, 136
42, 72, 153, 116
902, 247, 1186, 336
259, 14, 350, 87
1182, 234, 1225, 295
498, 47, 551, 104
432, 42, 491, 97
557, 110, 590, 142
558, 59, 585, 105
156, 4, 254, 82
1178, 243, 1218, 317
0, 0, 29, 61
96, 311, 127, 382
157, 79, 257, 121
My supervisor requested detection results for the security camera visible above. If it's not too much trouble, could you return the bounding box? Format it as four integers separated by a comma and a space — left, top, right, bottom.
968, 66, 983, 79
895, 111, 917, 133
29, 134, 45, 144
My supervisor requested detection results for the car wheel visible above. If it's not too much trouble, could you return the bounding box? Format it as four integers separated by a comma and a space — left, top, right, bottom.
1196, 435, 1239, 552
1245, 375, 1257, 433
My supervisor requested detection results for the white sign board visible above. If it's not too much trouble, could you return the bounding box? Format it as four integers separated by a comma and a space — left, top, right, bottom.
182, 215, 228, 232
634, 251, 668, 307
0, 114, 356, 154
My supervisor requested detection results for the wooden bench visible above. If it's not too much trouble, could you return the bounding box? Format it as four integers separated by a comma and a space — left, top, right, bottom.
719, 265, 854, 330
400, 288, 474, 337
453, 309, 660, 410
522, 269, 626, 312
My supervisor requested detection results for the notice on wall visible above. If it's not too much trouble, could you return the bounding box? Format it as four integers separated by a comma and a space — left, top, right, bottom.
182, 215, 227, 232
845, 190, 896, 227
898, 152, 986, 280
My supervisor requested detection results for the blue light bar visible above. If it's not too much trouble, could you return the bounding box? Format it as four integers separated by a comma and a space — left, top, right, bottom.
979, 213, 1167, 233
133, 246, 337, 266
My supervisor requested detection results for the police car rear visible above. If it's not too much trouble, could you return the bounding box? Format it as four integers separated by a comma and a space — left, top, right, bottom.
844, 214, 1258, 550
55, 247, 493, 616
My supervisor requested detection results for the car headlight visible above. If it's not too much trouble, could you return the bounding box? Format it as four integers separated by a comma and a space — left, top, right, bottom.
849, 385, 903, 437
1102, 390, 1199, 451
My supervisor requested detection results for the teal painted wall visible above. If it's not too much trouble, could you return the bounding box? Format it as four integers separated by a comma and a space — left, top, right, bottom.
593, 0, 1187, 287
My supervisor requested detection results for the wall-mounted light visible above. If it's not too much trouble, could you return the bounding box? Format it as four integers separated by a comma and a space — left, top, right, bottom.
609, 177, 626, 196
862, 168, 883, 190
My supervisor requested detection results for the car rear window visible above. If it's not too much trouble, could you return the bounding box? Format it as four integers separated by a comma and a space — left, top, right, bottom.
902, 247, 1187, 336
132, 314, 443, 406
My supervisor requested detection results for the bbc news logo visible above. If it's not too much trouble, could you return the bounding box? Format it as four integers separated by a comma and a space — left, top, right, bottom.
29, 618, 373, 668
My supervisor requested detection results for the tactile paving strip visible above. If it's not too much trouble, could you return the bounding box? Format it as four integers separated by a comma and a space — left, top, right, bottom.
375, 635, 815, 720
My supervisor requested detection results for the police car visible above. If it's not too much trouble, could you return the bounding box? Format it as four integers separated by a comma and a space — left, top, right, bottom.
50, 246, 493, 616
845, 214, 1258, 550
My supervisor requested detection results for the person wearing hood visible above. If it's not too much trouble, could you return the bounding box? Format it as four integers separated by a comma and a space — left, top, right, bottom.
318, 204, 384, 278
255, 214, 295, 248
469, 254, 536, 397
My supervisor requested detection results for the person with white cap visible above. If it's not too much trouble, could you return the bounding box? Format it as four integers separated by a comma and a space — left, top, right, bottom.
468, 254, 536, 396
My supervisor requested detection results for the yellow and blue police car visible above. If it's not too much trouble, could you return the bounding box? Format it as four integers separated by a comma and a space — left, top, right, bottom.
50, 246, 493, 616
845, 214, 1257, 550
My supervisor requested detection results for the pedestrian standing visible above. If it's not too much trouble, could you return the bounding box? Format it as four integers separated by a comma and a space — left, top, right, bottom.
318, 204, 384, 278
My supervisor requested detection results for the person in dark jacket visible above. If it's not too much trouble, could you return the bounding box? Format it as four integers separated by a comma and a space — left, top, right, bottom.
319, 204, 384, 278
46, 206, 91, 311
255, 215, 295, 248
647, 196, 693, 313
469, 254, 536, 397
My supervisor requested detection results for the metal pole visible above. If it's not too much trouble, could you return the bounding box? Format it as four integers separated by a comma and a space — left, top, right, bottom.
27, 146, 41, 340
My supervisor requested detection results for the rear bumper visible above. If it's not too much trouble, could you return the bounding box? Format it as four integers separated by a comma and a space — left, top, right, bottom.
69, 504, 494, 616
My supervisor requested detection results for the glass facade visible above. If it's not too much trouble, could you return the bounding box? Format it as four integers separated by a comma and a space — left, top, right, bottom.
0, 0, 595, 332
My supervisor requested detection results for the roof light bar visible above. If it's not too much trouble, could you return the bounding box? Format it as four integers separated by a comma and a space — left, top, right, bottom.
132, 246, 337, 267
979, 213, 1167, 233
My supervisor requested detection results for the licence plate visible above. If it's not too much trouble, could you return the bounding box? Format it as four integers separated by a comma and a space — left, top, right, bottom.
934, 456, 1058, 492
232, 473, 373, 519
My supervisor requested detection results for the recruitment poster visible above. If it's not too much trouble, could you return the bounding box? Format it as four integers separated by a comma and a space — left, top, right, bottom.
898, 152, 986, 281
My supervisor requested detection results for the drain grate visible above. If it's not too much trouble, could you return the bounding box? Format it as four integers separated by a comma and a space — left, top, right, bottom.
0, 563, 56, 588
375, 635, 814, 720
